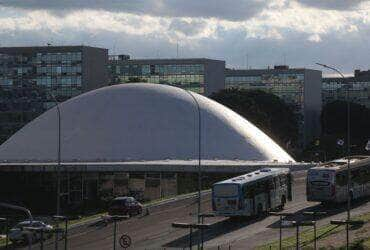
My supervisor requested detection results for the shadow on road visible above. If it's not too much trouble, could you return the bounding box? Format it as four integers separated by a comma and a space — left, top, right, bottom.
163, 215, 266, 248
267, 196, 370, 229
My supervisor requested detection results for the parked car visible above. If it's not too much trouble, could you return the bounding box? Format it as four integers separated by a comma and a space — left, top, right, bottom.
9, 220, 53, 245
108, 196, 143, 216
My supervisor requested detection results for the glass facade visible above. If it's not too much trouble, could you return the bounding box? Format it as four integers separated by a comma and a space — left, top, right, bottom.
0, 50, 84, 143
323, 79, 370, 108
109, 61, 205, 94
226, 72, 305, 113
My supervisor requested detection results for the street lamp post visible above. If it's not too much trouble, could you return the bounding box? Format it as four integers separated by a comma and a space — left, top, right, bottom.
186, 91, 202, 223
46, 91, 61, 250
187, 90, 202, 250
316, 63, 351, 249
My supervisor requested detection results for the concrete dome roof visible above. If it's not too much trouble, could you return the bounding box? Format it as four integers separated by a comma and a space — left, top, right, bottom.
0, 83, 294, 162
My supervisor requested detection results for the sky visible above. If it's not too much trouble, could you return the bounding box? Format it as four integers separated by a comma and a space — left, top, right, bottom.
0, 0, 370, 75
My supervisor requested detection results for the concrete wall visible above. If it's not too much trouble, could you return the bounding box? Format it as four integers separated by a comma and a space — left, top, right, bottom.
303, 69, 322, 145
204, 60, 225, 96
82, 46, 109, 91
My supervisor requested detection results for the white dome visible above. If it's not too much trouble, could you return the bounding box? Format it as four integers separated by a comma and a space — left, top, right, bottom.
0, 83, 294, 162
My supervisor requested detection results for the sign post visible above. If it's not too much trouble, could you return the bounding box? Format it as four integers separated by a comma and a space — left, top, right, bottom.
172, 222, 211, 250
303, 211, 327, 250
109, 215, 129, 250
269, 212, 294, 250
331, 220, 364, 249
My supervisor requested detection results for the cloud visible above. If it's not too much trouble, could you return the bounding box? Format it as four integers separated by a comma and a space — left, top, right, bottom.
308, 34, 321, 42
169, 19, 207, 36
0, 0, 370, 76
0, 0, 268, 21
295, 0, 368, 10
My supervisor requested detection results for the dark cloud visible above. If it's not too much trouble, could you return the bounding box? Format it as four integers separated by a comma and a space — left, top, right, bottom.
1, 23, 369, 76
0, 0, 267, 21
296, 0, 368, 10
169, 19, 207, 36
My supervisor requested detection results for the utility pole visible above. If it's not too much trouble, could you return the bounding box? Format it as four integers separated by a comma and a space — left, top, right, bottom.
316, 63, 351, 249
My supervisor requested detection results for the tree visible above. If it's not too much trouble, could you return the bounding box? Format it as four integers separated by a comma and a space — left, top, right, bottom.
126, 77, 147, 83
317, 100, 370, 159
210, 88, 299, 154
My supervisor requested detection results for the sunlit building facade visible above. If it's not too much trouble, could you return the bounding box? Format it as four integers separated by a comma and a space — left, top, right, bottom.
0, 46, 108, 143
323, 69, 370, 108
109, 56, 225, 96
226, 66, 322, 146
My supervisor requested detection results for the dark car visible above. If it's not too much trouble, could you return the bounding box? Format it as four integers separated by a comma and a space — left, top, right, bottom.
108, 196, 143, 216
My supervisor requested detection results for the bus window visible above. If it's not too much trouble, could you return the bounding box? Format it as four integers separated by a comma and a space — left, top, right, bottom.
267, 179, 275, 190
279, 175, 287, 187
336, 173, 347, 186
213, 184, 239, 197
366, 169, 370, 182
351, 169, 361, 183
255, 182, 265, 195
243, 185, 254, 199
360, 169, 368, 184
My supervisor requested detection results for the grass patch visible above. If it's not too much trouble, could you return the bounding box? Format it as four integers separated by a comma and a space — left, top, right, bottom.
257, 210, 370, 250
66, 211, 108, 227
0, 237, 11, 248
256, 224, 341, 250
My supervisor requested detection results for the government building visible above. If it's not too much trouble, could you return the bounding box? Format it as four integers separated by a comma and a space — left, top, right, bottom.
0, 84, 299, 213
0, 46, 108, 143
108, 55, 225, 96
225, 65, 322, 146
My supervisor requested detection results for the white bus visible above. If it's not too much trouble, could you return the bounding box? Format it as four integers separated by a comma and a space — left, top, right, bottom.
307, 156, 370, 203
212, 168, 292, 217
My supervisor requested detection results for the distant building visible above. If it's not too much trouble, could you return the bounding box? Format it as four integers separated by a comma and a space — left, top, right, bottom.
225, 65, 322, 146
0, 46, 108, 143
323, 69, 370, 108
108, 56, 225, 96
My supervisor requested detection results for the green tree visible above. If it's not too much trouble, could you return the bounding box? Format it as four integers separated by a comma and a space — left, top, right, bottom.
317, 100, 370, 160
210, 88, 299, 155
126, 77, 147, 83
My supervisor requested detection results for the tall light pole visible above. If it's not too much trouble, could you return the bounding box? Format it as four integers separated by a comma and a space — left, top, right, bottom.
186, 90, 202, 224
316, 63, 351, 249
47, 90, 61, 216
47, 89, 61, 250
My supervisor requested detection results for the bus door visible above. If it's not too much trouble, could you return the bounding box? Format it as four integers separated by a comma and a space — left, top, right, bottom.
287, 173, 293, 201
266, 178, 275, 209
243, 185, 254, 215
270, 176, 280, 207
253, 182, 268, 213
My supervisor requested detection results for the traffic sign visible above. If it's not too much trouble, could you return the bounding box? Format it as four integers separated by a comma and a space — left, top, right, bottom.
337, 139, 344, 146
119, 234, 131, 249
365, 140, 370, 151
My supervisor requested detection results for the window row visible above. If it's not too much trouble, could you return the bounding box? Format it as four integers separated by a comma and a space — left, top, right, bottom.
114, 64, 205, 76
36, 52, 82, 62
36, 76, 82, 85
36, 66, 82, 74
120, 74, 204, 84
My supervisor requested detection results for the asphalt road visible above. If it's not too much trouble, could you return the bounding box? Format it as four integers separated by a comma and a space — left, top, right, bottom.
16, 170, 370, 249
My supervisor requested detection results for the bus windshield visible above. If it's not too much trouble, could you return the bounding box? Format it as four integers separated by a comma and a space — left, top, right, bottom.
213, 184, 239, 197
